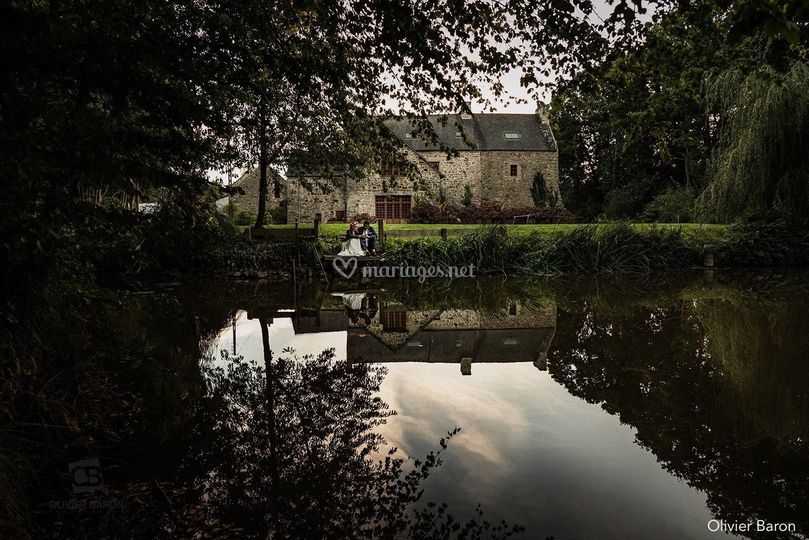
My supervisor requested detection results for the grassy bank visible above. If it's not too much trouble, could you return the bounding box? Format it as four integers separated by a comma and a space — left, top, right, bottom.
241, 217, 808, 276
244, 221, 727, 239
380, 223, 698, 275
323, 218, 804, 275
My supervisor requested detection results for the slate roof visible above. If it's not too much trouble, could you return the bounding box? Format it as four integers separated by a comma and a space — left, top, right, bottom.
384, 113, 555, 152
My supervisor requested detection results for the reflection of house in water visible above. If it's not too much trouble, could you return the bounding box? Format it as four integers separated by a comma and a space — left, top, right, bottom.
278, 292, 556, 376
349, 300, 555, 375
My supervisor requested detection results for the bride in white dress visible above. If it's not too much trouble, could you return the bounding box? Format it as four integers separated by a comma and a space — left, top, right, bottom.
338, 222, 367, 256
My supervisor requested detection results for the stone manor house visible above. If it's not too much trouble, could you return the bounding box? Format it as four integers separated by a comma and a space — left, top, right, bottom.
229, 106, 560, 223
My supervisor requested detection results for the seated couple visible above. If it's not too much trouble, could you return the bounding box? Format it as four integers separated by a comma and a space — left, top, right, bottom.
339, 220, 378, 257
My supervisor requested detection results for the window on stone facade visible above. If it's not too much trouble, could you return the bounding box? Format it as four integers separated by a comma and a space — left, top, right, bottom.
428, 161, 440, 171
504, 132, 521, 139
454, 130, 463, 138
380, 162, 402, 177
375, 195, 412, 219
404, 132, 416, 139
510, 164, 518, 176
381, 307, 407, 332
335, 210, 346, 221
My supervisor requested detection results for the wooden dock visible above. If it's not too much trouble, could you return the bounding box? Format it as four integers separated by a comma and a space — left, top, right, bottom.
321, 254, 385, 277
322, 255, 385, 269
321, 254, 384, 263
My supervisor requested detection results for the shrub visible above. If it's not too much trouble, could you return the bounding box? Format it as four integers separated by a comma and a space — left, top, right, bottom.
409, 200, 576, 224
409, 201, 459, 223
530, 171, 559, 208
384, 223, 696, 275
202, 238, 301, 273
641, 186, 695, 223
716, 214, 809, 266
235, 210, 256, 226
603, 179, 654, 219
462, 185, 473, 206
268, 199, 288, 224
437, 185, 447, 205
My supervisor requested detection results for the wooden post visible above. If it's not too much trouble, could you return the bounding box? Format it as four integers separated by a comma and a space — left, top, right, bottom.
294, 219, 300, 266
310, 218, 321, 275
703, 244, 714, 268
534, 352, 547, 371
440, 228, 447, 240
378, 218, 385, 247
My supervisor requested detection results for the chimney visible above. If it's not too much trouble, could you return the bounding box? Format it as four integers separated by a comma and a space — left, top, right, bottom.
459, 102, 473, 120
536, 101, 550, 124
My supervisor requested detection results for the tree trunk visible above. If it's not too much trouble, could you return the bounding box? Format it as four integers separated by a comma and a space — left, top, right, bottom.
683, 152, 691, 188
255, 103, 269, 228
259, 318, 280, 492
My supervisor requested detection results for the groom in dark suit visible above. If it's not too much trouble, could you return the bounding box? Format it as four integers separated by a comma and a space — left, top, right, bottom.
358, 220, 378, 255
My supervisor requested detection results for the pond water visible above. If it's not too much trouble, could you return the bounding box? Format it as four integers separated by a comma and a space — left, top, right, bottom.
25, 270, 809, 538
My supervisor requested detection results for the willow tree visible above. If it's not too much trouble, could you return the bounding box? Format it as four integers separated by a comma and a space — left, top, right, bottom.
697, 62, 809, 222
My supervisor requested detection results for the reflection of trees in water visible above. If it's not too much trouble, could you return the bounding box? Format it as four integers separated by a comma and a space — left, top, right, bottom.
5, 290, 521, 539
550, 284, 809, 538
174, 318, 523, 539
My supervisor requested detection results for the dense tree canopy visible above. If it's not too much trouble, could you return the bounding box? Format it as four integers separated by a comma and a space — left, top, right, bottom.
551, 0, 809, 221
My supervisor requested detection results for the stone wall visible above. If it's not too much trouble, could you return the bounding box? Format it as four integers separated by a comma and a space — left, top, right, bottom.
479, 151, 560, 208
478, 302, 556, 329
416, 151, 482, 206
286, 178, 347, 222
289, 146, 442, 222
364, 305, 441, 349
228, 168, 285, 215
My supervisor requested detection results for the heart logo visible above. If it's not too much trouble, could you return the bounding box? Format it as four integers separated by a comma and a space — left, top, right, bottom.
332, 256, 358, 279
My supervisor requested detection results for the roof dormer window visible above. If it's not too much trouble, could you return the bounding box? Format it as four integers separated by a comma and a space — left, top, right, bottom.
503, 132, 521, 140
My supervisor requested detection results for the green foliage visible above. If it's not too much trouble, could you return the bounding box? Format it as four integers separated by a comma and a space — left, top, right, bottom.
437, 185, 448, 206
268, 199, 288, 225
203, 239, 301, 275
716, 214, 809, 266
409, 200, 576, 224
236, 201, 287, 226
602, 179, 655, 219
530, 171, 558, 208
384, 223, 697, 275
235, 210, 256, 226
641, 186, 695, 222
551, 3, 733, 220
697, 63, 809, 222
462, 185, 473, 206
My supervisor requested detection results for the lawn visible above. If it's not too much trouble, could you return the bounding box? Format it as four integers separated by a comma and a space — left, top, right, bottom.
243, 222, 728, 241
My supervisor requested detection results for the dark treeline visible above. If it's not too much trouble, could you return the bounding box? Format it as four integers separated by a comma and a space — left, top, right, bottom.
553, 0, 809, 222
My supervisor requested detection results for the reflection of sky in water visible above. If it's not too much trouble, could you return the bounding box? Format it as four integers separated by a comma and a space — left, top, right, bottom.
211, 315, 728, 540
210, 311, 347, 366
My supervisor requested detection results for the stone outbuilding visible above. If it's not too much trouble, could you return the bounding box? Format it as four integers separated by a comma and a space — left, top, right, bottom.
231, 107, 560, 223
